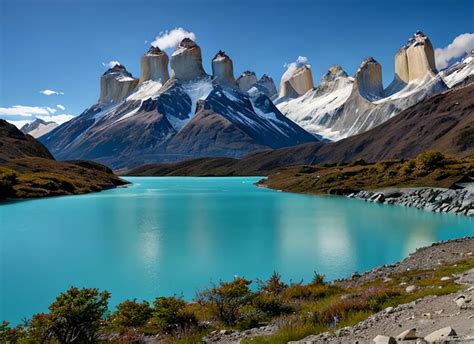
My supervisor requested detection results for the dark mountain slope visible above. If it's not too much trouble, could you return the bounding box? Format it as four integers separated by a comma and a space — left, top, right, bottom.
128, 82, 474, 176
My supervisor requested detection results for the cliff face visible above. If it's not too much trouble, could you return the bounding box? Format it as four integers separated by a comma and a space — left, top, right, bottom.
139, 46, 170, 85
256, 75, 278, 99
279, 65, 314, 98
354, 57, 383, 100
388, 31, 437, 92
99, 65, 138, 103
170, 38, 207, 81
236, 71, 258, 91
212, 50, 236, 86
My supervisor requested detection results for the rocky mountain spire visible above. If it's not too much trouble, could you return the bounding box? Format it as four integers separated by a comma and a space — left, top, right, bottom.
212, 50, 236, 86
236, 71, 258, 91
99, 64, 138, 103
393, 31, 437, 85
353, 57, 383, 100
139, 46, 170, 84
170, 38, 207, 81
256, 74, 278, 99
279, 65, 314, 98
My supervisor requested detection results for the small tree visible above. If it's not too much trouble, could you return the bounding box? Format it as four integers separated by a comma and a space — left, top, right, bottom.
109, 299, 152, 330
197, 277, 252, 325
150, 296, 196, 333
311, 272, 325, 285
257, 272, 288, 295
47, 287, 110, 343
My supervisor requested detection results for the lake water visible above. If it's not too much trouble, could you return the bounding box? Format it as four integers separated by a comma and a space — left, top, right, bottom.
1, 177, 472, 323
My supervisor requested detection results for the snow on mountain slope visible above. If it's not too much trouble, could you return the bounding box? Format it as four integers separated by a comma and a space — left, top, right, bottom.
41, 39, 317, 170
441, 54, 474, 88
20, 119, 59, 138
276, 65, 352, 140
276, 32, 451, 141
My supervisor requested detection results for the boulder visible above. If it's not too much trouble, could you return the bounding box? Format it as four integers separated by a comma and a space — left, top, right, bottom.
405, 285, 417, 293
424, 326, 456, 343
139, 46, 170, 84
373, 335, 396, 344
99, 64, 138, 103
170, 38, 207, 81
397, 328, 417, 341
212, 50, 236, 86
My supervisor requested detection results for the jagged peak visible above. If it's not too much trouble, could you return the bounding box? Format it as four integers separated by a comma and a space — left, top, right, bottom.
259, 74, 274, 82
103, 64, 132, 77
213, 50, 230, 61
238, 70, 256, 78
179, 37, 197, 48
146, 45, 165, 55
404, 30, 431, 48
322, 65, 348, 83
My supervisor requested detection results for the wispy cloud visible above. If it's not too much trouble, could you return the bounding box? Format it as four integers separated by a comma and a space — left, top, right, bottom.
0, 105, 57, 117
40, 89, 64, 96
57, 104, 66, 111
435, 33, 474, 69
151, 27, 196, 50
102, 61, 121, 69
281, 56, 310, 82
0, 105, 74, 126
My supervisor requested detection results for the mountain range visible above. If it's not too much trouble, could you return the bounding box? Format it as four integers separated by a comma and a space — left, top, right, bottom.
40, 40, 317, 170
35, 32, 474, 171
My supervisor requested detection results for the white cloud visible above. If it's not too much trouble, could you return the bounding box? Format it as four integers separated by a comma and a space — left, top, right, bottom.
435, 33, 474, 69
57, 104, 66, 110
281, 56, 310, 82
0, 105, 57, 117
151, 27, 196, 50
102, 60, 121, 69
0, 105, 73, 125
40, 89, 64, 96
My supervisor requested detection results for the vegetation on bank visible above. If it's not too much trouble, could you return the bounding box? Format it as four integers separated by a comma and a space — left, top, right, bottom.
0, 158, 128, 200
260, 151, 474, 195
2, 257, 473, 344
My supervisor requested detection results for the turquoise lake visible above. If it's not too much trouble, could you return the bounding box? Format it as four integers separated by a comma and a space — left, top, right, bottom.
1, 177, 473, 323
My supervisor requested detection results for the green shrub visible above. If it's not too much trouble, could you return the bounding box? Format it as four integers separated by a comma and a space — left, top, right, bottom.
197, 277, 252, 325
150, 296, 197, 334
416, 151, 446, 172
257, 272, 288, 295
0, 168, 17, 199
310, 272, 325, 286
109, 299, 153, 331
44, 287, 110, 343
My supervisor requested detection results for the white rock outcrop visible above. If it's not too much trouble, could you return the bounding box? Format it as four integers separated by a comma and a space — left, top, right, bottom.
170, 38, 207, 82
279, 65, 314, 98
236, 71, 258, 91
212, 50, 236, 86
99, 64, 138, 103
139, 46, 170, 84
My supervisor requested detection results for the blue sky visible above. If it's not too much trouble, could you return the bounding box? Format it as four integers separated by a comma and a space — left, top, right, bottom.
1, 0, 473, 126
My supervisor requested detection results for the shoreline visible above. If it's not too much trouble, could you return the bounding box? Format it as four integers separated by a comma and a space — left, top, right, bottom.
206, 237, 474, 343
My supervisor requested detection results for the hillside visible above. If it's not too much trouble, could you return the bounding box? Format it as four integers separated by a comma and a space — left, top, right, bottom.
0, 120, 127, 200
128, 82, 474, 176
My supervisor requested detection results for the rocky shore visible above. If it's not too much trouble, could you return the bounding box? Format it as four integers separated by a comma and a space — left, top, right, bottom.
347, 184, 474, 216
